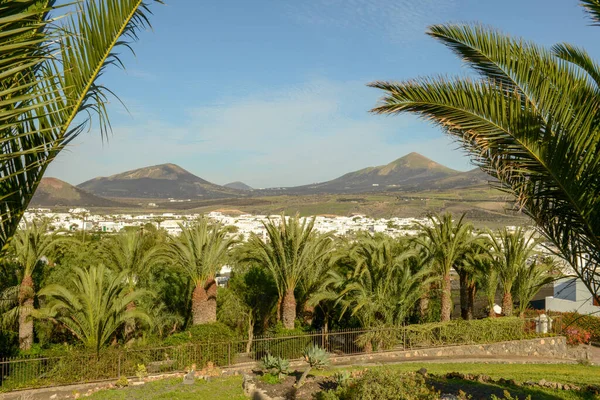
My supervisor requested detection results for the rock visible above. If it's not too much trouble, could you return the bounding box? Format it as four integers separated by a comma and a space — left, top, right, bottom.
50, 395, 58, 399
523, 380, 536, 387
440, 395, 460, 400
538, 379, 547, 387
417, 368, 428, 377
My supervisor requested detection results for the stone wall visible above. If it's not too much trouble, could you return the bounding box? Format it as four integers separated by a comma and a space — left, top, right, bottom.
328, 336, 570, 365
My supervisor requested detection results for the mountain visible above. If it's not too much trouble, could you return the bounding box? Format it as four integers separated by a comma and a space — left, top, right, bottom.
78, 163, 242, 199
278, 152, 461, 194
224, 181, 253, 190
31, 178, 124, 207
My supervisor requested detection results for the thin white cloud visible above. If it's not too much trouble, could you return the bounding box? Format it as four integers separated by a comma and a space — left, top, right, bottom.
284, 0, 455, 43
47, 78, 472, 188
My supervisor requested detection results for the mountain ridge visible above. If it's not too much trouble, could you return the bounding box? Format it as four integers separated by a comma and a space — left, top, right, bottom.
78, 163, 241, 199
31, 178, 126, 207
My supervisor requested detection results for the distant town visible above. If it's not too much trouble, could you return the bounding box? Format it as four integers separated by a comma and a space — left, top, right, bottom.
23, 207, 431, 239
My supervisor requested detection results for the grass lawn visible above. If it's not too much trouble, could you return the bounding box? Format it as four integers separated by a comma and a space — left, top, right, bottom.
380, 362, 600, 387
87, 375, 246, 400
87, 363, 600, 400
315, 362, 600, 399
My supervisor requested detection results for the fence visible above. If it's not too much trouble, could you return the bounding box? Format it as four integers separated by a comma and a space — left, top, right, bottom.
0, 317, 553, 392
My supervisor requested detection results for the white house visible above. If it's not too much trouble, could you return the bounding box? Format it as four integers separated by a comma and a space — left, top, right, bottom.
545, 277, 600, 314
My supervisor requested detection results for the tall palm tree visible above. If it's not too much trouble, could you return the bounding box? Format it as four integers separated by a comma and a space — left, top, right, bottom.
0, 220, 65, 350
242, 214, 335, 330
98, 229, 161, 336
337, 234, 427, 328
37, 265, 151, 356
489, 228, 539, 317
0, 0, 160, 254
369, 0, 600, 304
417, 213, 473, 321
164, 218, 236, 325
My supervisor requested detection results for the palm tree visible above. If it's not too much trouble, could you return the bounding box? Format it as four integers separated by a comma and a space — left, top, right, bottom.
164, 218, 236, 325
337, 234, 427, 329
37, 265, 151, 356
242, 214, 335, 330
0, 0, 160, 254
369, 0, 600, 304
0, 220, 65, 350
98, 229, 161, 336
473, 247, 499, 318
417, 213, 473, 321
514, 257, 556, 317
457, 236, 492, 320
489, 228, 539, 317
334, 234, 429, 352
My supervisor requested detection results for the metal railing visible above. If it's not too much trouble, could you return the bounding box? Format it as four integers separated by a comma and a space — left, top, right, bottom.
0, 317, 552, 392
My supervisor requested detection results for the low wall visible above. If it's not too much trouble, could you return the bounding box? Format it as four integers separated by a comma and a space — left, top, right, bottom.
327, 337, 569, 365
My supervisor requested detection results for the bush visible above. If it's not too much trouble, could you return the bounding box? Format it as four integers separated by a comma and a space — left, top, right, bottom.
403, 318, 530, 349
565, 327, 592, 346
317, 369, 439, 400
253, 324, 313, 360
552, 312, 600, 342
162, 322, 237, 346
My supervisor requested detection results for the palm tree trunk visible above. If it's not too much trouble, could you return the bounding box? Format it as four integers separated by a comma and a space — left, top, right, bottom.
364, 340, 373, 353
192, 281, 209, 325
246, 314, 254, 354
502, 291, 513, 317
276, 296, 282, 322
440, 272, 452, 322
124, 301, 136, 338
466, 281, 476, 320
459, 270, 469, 320
282, 290, 296, 330
303, 303, 315, 325
488, 306, 496, 318
19, 275, 34, 351
205, 278, 217, 323
419, 285, 430, 322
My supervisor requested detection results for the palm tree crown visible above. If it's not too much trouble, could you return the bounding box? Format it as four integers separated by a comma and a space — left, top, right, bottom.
369, 7, 600, 302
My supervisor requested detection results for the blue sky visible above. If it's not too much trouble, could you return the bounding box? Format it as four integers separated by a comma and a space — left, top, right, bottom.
48, 0, 600, 188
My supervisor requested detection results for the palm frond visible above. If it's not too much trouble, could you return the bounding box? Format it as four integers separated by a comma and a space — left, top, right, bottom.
0, 0, 161, 254
370, 24, 600, 302
581, 0, 600, 25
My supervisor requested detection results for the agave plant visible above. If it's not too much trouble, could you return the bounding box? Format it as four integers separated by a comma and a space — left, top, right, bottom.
297, 344, 330, 386
260, 353, 290, 380
370, 0, 600, 304
0, 0, 161, 254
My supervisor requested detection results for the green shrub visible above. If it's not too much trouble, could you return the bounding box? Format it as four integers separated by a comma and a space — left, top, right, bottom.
259, 373, 282, 384
115, 376, 129, 387
162, 322, 236, 346
403, 318, 529, 349
332, 371, 352, 387
553, 312, 600, 342
317, 369, 439, 400
253, 324, 313, 360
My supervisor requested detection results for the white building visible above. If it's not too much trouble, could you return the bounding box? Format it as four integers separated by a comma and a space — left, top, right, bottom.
545, 277, 600, 315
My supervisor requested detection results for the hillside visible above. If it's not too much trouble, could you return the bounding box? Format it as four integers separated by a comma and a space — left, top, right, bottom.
31, 178, 124, 207
224, 181, 253, 190
267, 152, 461, 194
78, 163, 242, 199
